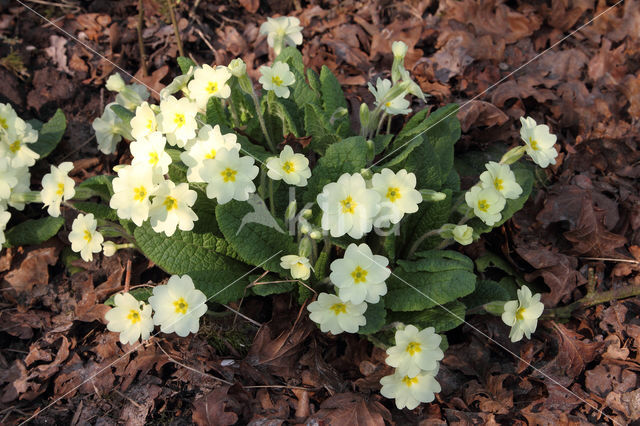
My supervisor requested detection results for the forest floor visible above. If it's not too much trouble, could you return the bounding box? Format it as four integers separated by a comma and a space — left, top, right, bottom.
1, 0, 640, 424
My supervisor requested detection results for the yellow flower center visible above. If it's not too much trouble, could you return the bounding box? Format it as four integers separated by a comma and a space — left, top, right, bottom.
133, 186, 147, 201
146, 119, 154, 130
56, 182, 65, 196
385, 101, 391, 107
174, 113, 186, 128
529, 137, 539, 151
163, 196, 178, 211
149, 151, 159, 165
477, 199, 489, 212
406, 341, 422, 356
127, 309, 141, 324
272, 75, 283, 86
494, 178, 504, 191
173, 297, 188, 314
0, 117, 7, 129
340, 196, 357, 214
221, 167, 237, 182
206, 81, 219, 94
402, 376, 419, 387
351, 266, 368, 284
83, 230, 93, 242
9, 140, 21, 153
204, 148, 217, 160
282, 161, 295, 174
386, 187, 401, 202
329, 303, 347, 315
516, 307, 526, 321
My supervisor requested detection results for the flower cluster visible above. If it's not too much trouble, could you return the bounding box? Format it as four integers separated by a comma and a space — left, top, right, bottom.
0, 103, 39, 245
380, 325, 444, 409
105, 274, 207, 345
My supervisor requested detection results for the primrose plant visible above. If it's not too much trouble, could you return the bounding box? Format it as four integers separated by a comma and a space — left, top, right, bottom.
1, 16, 560, 410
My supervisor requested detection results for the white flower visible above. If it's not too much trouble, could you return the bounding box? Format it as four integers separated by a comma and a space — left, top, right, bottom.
110, 164, 157, 226
0, 103, 18, 133
1, 117, 39, 168
0, 208, 10, 246
280, 255, 312, 280
465, 185, 506, 226
452, 224, 473, 245
6, 167, 30, 211
157, 96, 199, 148
68, 213, 104, 262
102, 241, 117, 257
368, 78, 411, 115
180, 124, 240, 183
105, 292, 154, 345
201, 148, 259, 204
148, 180, 198, 237
259, 62, 295, 99
317, 173, 380, 239
130, 102, 158, 141
259, 16, 303, 55
329, 243, 390, 305
40, 162, 76, 218
130, 131, 172, 177
0, 157, 18, 203
187, 65, 232, 110
148, 274, 208, 337
380, 368, 441, 410
479, 162, 522, 200
228, 58, 246, 77
307, 292, 367, 335
392, 41, 408, 58
519, 116, 558, 168
105, 73, 126, 92
385, 325, 444, 377
502, 285, 544, 342
266, 145, 311, 186
371, 168, 422, 227
92, 104, 123, 154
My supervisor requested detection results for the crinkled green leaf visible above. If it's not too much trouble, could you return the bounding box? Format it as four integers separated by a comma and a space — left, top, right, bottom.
401, 189, 452, 256
4, 216, 64, 247
216, 200, 296, 275
104, 288, 154, 307
304, 103, 339, 154
74, 175, 114, 201
275, 47, 304, 74
206, 97, 230, 127
359, 300, 386, 335
319, 65, 348, 113
31, 109, 66, 159
134, 222, 251, 303
110, 104, 135, 122
73, 201, 118, 221
177, 56, 197, 74
389, 301, 466, 333
461, 279, 512, 309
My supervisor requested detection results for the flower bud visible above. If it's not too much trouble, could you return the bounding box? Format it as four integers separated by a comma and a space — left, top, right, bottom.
309, 230, 322, 240
500, 145, 527, 165
298, 236, 312, 258
452, 224, 473, 245
106, 74, 126, 92
228, 58, 247, 77
285, 200, 297, 221
359, 103, 371, 133
301, 208, 313, 219
420, 189, 447, 202
392, 41, 408, 58
102, 241, 117, 257
300, 223, 311, 234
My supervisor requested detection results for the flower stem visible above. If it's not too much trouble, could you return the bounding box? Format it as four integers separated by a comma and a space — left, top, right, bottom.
249, 87, 276, 153
137, 0, 147, 77
407, 228, 442, 259
542, 283, 640, 320
165, 0, 184, 58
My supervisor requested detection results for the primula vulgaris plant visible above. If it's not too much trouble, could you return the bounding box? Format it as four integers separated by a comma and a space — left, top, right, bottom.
1, 18, 559, 410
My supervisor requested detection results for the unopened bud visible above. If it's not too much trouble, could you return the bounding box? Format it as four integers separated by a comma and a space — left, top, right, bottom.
500, 145, 527, 165
301, 208, 313, 219
228, 59, 246, 77
102, 241, 117, 257
309, 230, 322, 240
106, 73, 125, 92
420, 189, 447, 202
285, 200, 297, 221
298, 236, 312, 258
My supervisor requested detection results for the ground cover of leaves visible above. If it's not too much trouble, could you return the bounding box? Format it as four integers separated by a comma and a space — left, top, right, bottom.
1, 0, 639, 424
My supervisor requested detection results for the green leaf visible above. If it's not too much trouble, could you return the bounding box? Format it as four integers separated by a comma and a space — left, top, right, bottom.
461, 279, 512, 309
373, 134, 393, 155
166, 148, 188, 182
275, 47, 304, 74
104, 288, 154, 307
289, 66, 321, 112
307, 68, 321, 94
110, 104, 135, 122
215, 200, 297, 275
134, 222, 252, 303
206, 97, 230, 127
73, 201, 118, 221
389, 301, 466, 333
303, 136, 368, 203
402, 189, 452, 255
31, 109, 66, 159
304, 103, 339, 154
267, 92, 302, 137
74, 175, 114, 201
177, 56, 197, 74
359, 300, 386, 335
313, 249, 330, 280
385, 250, 476, 312
250, 275, 296, 296
320, 65, 348, 113
4, 216, 64, 247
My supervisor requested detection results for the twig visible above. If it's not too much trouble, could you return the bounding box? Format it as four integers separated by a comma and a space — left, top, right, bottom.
194, 27, 215, 56
580, 256, 639, 264
165, 0, 184, 58
221, 304, 262, 327
137, 0, 147, 77
114, 389, 142, 408
123, 259, 132, 293
543, 283, 640, 320
156, 341, 234, 385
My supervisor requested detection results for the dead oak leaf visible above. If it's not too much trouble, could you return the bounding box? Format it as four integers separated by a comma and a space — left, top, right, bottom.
3, 245, 59, 293
307, 393, 391, 425
192, 386, 239, 426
